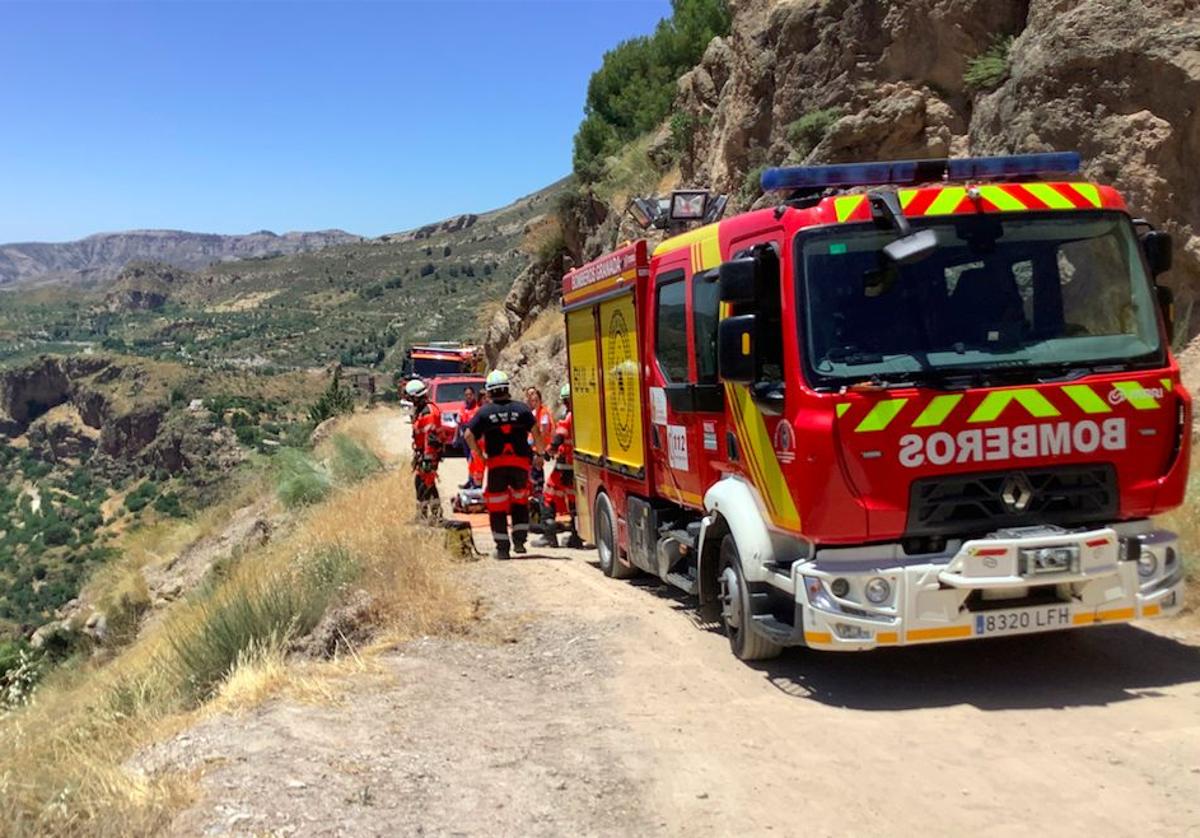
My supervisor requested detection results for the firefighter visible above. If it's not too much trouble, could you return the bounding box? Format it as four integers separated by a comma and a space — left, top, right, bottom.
457, 385, 485, 490
537, 383, 584, 549
463, 370, 535, 560
406, 378, 445, 522
525, 386, 553, 532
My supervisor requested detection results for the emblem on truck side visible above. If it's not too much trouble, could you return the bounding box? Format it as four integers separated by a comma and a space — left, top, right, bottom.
773, 419, 796, 464
607, 308, 636, 451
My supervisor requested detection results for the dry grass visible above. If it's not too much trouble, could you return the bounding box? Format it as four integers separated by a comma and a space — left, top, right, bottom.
518, 308, 564, 344
205, 641, 365, 715
519, 214, 561, 258
0, 430, 468, 835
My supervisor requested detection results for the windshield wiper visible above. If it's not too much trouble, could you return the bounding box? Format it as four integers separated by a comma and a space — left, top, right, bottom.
1033, 362, 1125, 383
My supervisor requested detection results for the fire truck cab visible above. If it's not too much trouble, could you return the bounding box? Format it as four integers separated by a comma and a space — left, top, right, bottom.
401, 342, 486, 382
563, 153, 1190, 660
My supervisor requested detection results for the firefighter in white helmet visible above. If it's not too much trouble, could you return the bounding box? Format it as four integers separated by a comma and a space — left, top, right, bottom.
405, 378, 445, 522
463, 370, 536, 559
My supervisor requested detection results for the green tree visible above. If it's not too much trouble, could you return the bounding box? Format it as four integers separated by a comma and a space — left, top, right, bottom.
572, 0, 731, 180
308, 369, 355, 424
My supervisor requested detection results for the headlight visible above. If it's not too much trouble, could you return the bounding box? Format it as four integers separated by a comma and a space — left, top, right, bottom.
1137, 549, 1158, 579
865, 577, 892, 604
831, 578, 850, 598
804, 576, 835, 610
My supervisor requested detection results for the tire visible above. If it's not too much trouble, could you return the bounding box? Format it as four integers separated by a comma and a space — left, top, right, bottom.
718, 535, 782, 661
594, 492, 634, 579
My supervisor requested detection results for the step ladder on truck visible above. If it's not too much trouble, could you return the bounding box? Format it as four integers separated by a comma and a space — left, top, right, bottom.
562, 153, 1190, 660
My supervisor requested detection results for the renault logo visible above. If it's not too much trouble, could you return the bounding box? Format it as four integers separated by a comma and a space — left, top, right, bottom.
1001, 473, 1034, 512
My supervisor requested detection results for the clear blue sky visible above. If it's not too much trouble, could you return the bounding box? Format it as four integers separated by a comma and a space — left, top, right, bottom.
0, 0, 671, 243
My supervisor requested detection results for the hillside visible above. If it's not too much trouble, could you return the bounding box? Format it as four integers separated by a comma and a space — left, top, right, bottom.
0, 229, 362, 288
0, 179, 571, 371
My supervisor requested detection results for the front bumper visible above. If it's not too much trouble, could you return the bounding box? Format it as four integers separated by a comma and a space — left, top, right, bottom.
784, 525, 1184, 651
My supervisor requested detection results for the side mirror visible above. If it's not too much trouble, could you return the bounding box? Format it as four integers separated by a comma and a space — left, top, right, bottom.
1142, 230, 1173, 276
719, 257, 759, 304
883, 229, 939, 265
718, 314, 758, 383
1157, 284, 1176, 344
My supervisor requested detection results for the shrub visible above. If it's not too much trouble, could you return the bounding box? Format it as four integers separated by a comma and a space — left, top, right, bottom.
329, 434, 382, 485
162, 545, 358, 702
124, 480, 159, 514
964, 35, 1014, 92
152, 492, 186, 518
739, 165, 767, 203
785, 107, 842, 157
307, 369, 355, 425
670, 110, 697, 156
274, 449, 331, 509
0, 647, 44, 711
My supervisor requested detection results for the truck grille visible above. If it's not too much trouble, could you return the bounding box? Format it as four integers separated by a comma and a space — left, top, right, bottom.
906, 465, 1117, 538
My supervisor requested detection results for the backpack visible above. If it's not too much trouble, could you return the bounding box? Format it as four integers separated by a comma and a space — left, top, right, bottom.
441, 518, 480, 561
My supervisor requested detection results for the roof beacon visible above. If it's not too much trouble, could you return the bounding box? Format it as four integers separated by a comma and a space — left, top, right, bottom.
761, 152, 1081, 192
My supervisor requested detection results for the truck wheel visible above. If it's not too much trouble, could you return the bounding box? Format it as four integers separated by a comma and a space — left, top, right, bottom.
595, 493, 634, 579
718, 535, 782, 661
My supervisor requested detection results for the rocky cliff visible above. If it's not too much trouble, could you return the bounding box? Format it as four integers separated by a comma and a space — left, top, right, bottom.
0, 228, 361, 287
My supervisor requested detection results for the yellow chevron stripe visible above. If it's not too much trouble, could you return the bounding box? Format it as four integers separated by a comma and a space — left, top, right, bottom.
911, 394, 963, 428
1161, 378, 1174, 391
855, 398, 908, 432
836, 403, 850, 418
1113, 381, 1160, 410
1070, 182, 1102, 208
728, 383, 801, 530
835, 195, 866, 222
1024, 182, 1074, 209
1062, 384, 1112, 414
899, 189, 918, 208
725, 384, 775, 518
968, 389, 1060, 422
978, 184, 1026, 211
924, 187, 967, 216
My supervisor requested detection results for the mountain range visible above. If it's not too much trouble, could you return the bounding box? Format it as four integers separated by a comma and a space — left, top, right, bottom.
0, 228, 362, 288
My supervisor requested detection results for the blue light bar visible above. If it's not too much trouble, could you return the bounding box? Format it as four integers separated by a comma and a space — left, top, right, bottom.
761, 152, 1081, 192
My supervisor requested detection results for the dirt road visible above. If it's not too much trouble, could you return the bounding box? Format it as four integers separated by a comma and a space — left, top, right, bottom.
156, 410, 1200, 836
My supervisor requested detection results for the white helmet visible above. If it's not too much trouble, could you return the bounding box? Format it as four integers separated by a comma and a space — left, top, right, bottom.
404, 378, 429, 399
485, 369, 510, 394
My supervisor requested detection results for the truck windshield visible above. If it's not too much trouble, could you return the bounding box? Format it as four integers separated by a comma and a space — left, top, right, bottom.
799, 211, 1163, 386
412, 357, 466, 378
432, 381, 482, 403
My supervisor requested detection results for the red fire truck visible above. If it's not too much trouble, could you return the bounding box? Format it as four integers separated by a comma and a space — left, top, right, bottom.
400, 342, 485, 382
562, 153, 1190, 660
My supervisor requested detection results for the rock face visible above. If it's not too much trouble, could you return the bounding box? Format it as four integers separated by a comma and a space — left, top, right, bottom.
0, 227, 361, 287
674, 0, 1200, 334
103, 260, 192, 312
0, 357, 134, 459
26, 404, 101, 462
483, 258, 568, 366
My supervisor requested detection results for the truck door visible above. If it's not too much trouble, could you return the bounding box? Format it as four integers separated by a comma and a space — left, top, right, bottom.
647, 257, 725, 509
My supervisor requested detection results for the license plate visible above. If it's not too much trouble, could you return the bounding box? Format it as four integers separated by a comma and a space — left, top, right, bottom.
974, 604, 1072, 637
